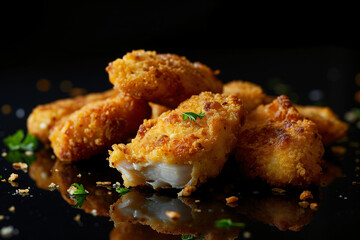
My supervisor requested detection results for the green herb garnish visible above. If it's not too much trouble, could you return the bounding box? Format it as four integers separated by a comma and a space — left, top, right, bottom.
181, 235, 203, 240
5, 150, 36, 165
182, 111, 205, 123
116, 187, 130, 196
215, 219, 245, 230
70, 183, 89, 208
3, 130, 38, 151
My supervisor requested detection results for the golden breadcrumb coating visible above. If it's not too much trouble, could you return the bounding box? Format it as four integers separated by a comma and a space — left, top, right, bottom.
295, 105, 349, 145
49, 94, 151, 162
149, 102, 171, 119
235, 95, 324, 187
223, 80, 265, 112
106, 50, 223, 108
27, 89, 118, 143
108, 92, 245, 194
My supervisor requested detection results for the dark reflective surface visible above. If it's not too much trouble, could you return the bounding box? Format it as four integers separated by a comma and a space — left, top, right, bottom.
1, 46, 360, 239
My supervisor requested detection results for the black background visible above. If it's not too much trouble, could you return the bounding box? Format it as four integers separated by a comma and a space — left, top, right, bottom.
1, 1, 360, 240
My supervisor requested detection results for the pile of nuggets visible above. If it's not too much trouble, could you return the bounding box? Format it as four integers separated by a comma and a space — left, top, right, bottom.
27, 50, 349, 196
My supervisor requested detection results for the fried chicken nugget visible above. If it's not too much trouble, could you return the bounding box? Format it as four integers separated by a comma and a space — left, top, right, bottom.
27, 89, 119, 143
295, 105, 349, 145
108, 92, 246, 195
235, 95, 324, 187
106, 50, 223, 108
223, 80, 266, 112
49, 94, 151, 162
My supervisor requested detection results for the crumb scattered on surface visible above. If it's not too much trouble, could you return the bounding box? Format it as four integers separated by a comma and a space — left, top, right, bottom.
165, 210, 181, 220
48, 182, 59, 191
67, 185, 78, 195
331, 146, 347, 156
0, 215, 4, 221
112, 182, 121, 188
243, 231, 252, 239
77, 173, 82, 178
8, 206, 15, 213
12, 162, 28, 172
310, 202, 319, 211
300, 190, 313, 200
1, 152, 7, 157
8, 173, 18, 182
194, 208, 201, 212
96, 181, 111, 186
16, 189, 29, 196
178, 185, 196, 197
0, 226, 18, 238
226, 196, 239, 204
298, 201, 309, 208
1, 179, 6, 182
74, 214, 81, 223
195, 200, 200, 203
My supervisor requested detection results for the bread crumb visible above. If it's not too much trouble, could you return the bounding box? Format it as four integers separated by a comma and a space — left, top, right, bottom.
310, 202, 319, 211
194, 208, 201, 212
12, 162, 28, 172
48, 182, 59, 191
298, 201, 309, 208
8, 173, 18, 182
1, 226, 18, 238
226, 196, 239, 204
96, 181, 111, 186
195, 200, 200, 203
0, 215, 4, 221
73, 214, 81, 223
165, 210, 181, 220
1, 179, 6, 182
178, 185, 196, 197
331, 146, 347, 156
16, 189, 29, 196
8, 206, 15, 213
243, 231, 252, 238
77, 173, 82, 178
67, 185, 78, 195
1, 152, 7, 157
300, 190, 313, 200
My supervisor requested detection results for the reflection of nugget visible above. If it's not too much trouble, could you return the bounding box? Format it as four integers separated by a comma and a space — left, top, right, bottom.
236, 95, 324, 187
223, 80, 265, 112
106, 50, 223, 108
50, 94, 151, 162
27, 89, 118, 143
108, 92, 245, 195
295, 105, 349, 145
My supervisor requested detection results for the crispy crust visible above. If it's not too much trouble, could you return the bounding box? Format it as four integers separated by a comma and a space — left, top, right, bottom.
27, 89, 118, 143
236, 95, 324, 187
223, 80, 266, 112
109, 92, 246, 189
106, 50, 223, 108
49, 94, 151, 162
295, 105, 349, 145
